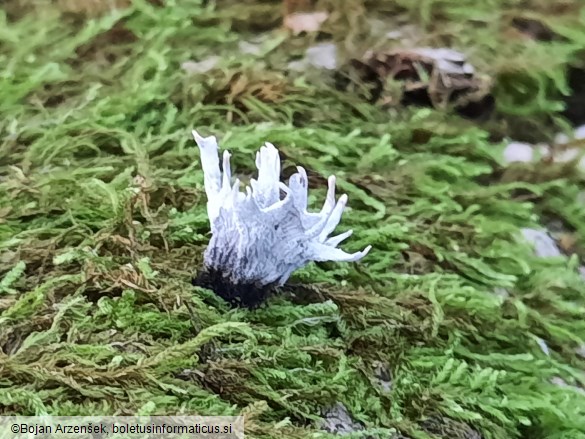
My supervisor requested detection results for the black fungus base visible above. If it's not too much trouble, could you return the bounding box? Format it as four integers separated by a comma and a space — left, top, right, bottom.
192, 267, 275, 309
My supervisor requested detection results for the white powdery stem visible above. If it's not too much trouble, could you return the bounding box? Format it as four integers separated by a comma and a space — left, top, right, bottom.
193, 130, 372, 288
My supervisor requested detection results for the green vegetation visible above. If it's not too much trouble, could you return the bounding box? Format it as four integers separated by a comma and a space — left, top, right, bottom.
1, 0, 584, 438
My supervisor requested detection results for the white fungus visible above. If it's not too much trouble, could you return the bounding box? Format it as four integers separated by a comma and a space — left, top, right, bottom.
192, 130, 371, 306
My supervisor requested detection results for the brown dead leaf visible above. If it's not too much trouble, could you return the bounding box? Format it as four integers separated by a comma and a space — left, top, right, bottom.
284, 11, 329, 35
339, 48, 494, 120
557, 233, 578, 254
225, 71, 289, 105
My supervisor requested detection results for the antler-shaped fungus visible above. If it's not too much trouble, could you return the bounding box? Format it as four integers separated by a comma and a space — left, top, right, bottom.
192, 130, 371, 307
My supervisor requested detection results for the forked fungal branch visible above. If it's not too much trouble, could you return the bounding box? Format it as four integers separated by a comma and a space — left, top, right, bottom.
192, 129, 371, 307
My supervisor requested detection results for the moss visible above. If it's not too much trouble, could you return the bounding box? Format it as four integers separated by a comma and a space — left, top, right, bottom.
1, 1, 584, 438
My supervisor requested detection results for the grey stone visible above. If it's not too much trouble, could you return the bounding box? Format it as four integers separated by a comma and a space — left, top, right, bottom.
321, 403, 363, 435
521, 228, 562, 258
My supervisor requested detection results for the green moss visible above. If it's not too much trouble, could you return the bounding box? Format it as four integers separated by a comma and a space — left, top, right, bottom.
1, 1, 584, 438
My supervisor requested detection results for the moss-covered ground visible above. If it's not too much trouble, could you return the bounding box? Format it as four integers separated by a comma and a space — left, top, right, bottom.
1, 1, 585, 438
